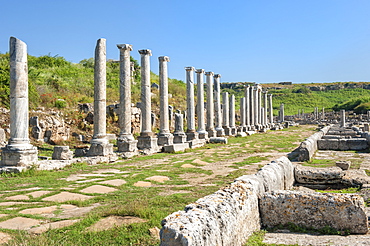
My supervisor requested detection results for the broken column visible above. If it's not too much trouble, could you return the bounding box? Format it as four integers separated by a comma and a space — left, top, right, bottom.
157, 56, 174, 146
173, 112, 187, 144
88, 38, 114, 157
117, 44, 138, 156
229, 94, 237, 135
137, 49, 159, 153
214, 74, 225, 136
239, 97, 246, 132
222, 92, 231, 135
205, 72, 217, 137
340, 109, 346, 128
1, 37, 38, 167
279, 103, 285, 122
185, 67, 199, 141
196, 69, 208, 139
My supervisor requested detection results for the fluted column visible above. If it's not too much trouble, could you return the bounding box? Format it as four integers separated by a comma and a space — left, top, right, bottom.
117, 44, 138, 155
88, 38, 113, 156
185, 67, 198, 141
268, 94, 273, 125
137, 49, 158, 152
205, 72, 216, 137
1, 37, 38, 166
245, 85, 250, 130
229, 94, 236, 135
222, 92, 231, 135
196, 69, 208, 139
158, 56, 173, 146
214, 74, 225, 136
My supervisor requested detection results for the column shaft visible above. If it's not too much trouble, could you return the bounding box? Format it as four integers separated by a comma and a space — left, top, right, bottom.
139, 49, 152, 135
205, 72, 216, 137
159, 56, 170, 134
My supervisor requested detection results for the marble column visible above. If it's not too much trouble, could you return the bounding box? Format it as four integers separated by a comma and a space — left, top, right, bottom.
261, 107, 265, 126
1, 37, 38, 167
240, 97, 246, 131
158, 56, 174, 146
229, 94, 236, 135
263, 91, 268, 128
205, 72, 217, 137
214, 74, 225, 136
257, 86, 262, 129
195, 69, 208, 139
88, 38, 113, 156
268, 94, 273, 125
173, 112, 187, 143
253, 87, 259, 129
340, 109, 346, 127
222, 92, 231, 135
137, 49, 159, 152
280, 103, 285, 122
245, 85, 250, 130
117, 44, 138, 155
185, 67, 199, 141
250, 86, 255, 130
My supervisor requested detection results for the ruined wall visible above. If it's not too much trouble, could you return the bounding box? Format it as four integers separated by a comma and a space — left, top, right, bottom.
296, 125, 331, 161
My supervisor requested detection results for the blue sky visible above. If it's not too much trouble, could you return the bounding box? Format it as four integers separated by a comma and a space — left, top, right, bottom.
1, 0, 370, 83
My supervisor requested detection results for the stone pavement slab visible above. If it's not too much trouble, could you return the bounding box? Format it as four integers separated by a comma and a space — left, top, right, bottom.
0, 232, 11, 244
99, 179, 127, 186
28, 219, 81, 234
0, 217, 41, 230
80, 185, 118, 194
145, 176, 170, 183
28, 190, 52, 198
5, 194, 30, 200
42, 192, 93, 202
133, 181, 151, 187
86, 216, 147, 232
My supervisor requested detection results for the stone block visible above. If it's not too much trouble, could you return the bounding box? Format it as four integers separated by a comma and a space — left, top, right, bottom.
74, 147, 88, 157
160, 180, 260, 246
209, 137, 228, 144
317, 139, 339, 150
336, 160, 351, 170
87, 142, 114, 157
259, 190, 368, 234
1, 147, 38, 167
52, 146, 73, 160
163, 143, 190, 153
256, 162, 285, 192
294, 165, 344, 184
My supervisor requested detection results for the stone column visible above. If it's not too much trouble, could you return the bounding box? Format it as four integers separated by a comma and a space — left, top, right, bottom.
222, 92, 231, 135
137, 49, 159, 153
117, 44, 138, 156
196, 69, 208, 139
322, 107, 325, 121
239, 97, 246, 131
157, 56, 174, 146
261, 107, 265, 127
280, 103, 285, 122
245, 85, 250, 130
250, 86, 255, 130
268, 94, 273, 125
88, 38, 113, 156
185, 67, 199, 141
229, 94, 236, 135
173, 112, 187, 143
205, 72, 216, 137
257, 86, 262, 129
1, 37, 38, 167
253, 87, 259, 129
340, 109, 346, 127
263, 91, 268, 128
214, 74, 225, 136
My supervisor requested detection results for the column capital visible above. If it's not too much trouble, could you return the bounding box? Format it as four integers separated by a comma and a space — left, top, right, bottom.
205, 71, 214, 76
214, 74, 221, 78
185, 66, 195, 71
159, 56, 170, 62
117, 44, 133, 51
138, 49, 152, 56
268, 94, 272, 97
195, 68, 205, 74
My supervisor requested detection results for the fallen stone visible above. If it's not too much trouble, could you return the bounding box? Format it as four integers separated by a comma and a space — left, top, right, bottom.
0, 217, 41, 230
336, 160, 351, 170
80, 185, 118, 194
259, 190, 368, 234
145, 176, 170, 183
52, 146, 73, 160
86, 216, 147, 232
209, 137, 228, 144
28, 219, 80, 234
98, 179, 127, 186
133, 181, 151, 187
294, 165, 344, 184
191, 159, 208, 165
42, 192, 93, 202
149, 226, 160, 239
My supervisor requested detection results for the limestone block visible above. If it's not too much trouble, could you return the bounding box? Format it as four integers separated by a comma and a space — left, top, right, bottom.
317, 139, 339, 150
294, 165, 344, 184
52, 146, 73, 160
274, 156, 295, 190
259, 190, 368, 234
209, 137, 228, 144
234, 174, 265, 197
160, 181, 260, 246
255, 162, 285, 192
336, 160, 351, 170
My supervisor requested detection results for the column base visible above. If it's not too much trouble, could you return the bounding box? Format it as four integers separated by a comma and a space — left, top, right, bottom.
173, 132, 187, 144
1, 145, 38, 167
188, 138, 206, 149
207, 129, 217, 138
216, 127, 225, 137
117, 138, 139, 158
197, 130, 209, 140
186, 130, 199, 142
163, 142, 190, 153
137, 135, 159, 154
230, 127, 237, 136
222, 126, 231, 136
157, 133, 174, 146
87, 141, 114, 157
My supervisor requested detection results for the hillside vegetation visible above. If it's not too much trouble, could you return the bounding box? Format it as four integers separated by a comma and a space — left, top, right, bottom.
1, 52, 370, 117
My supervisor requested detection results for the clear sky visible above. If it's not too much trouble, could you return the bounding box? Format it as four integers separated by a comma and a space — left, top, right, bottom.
1, 0, 370, 83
